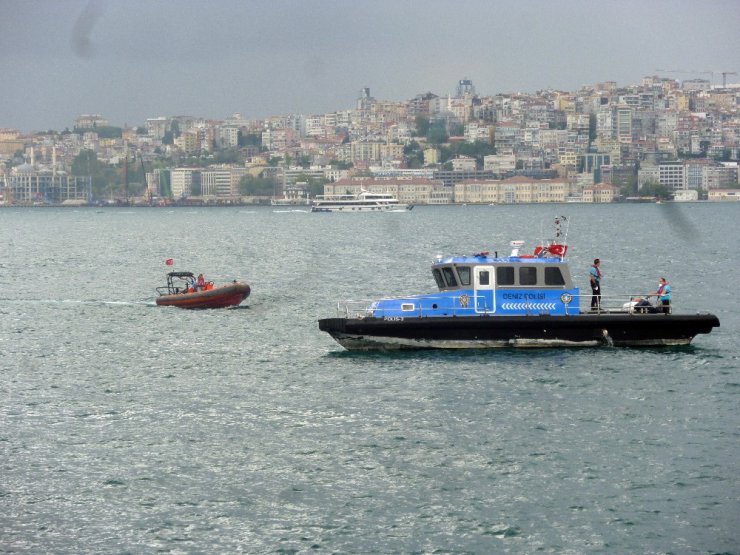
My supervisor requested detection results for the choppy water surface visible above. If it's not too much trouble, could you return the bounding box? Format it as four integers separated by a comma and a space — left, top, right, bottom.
1, 204, 738, 553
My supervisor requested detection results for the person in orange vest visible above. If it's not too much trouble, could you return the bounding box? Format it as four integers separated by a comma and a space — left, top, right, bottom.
651, 277, 672, 314
196, 273, 206, 291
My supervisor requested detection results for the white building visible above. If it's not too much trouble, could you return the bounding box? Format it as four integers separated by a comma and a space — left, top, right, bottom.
483, 153, 516, 173
674, 189, 699, 201
200, 166, 249, 197
451, 155, 477, 171
216, 126, 240, 149
170, 168, 200, 197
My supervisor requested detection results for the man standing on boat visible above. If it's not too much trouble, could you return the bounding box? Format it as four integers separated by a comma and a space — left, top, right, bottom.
589, 258, 602, 310
652, 277, 671, 314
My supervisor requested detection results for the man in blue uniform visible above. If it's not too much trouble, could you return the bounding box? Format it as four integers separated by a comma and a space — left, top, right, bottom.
589, 258, 602, 310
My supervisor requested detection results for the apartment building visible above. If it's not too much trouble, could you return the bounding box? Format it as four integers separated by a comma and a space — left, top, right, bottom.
201, 166, 248, 197
216, 126, 240, 149
174, 129, 200, 155
483, 153, 516, 173
170, 168, 200, 197
451, 156, 477, 171
349, 141, 403, 164
658, 161, 685, 191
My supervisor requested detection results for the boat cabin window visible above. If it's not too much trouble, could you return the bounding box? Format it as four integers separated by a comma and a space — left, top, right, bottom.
496, 266, 515, 286
519, 266, 537, 286
441, 267, 458, 287
456, 266, 471, 286
544, 266, 565, 286
401, 303, 415, 312
478, 270, 490, 286
432, 268, 445, 289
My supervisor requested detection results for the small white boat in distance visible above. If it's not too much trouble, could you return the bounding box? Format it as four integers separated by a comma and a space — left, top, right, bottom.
311, 190, 413, 212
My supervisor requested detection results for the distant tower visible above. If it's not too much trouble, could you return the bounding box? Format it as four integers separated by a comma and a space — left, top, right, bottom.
357, 87, 374, 110
457, 78, 475, 97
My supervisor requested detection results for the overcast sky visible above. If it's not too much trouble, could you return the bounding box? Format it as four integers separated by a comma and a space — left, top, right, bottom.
1, 0, 738, 132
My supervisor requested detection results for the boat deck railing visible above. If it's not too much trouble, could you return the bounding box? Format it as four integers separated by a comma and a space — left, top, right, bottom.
335, 293, 671, 319
566, 293, 671, 315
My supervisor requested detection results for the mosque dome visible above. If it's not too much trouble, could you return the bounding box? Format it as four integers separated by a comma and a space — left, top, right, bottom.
13, 163, 35, 174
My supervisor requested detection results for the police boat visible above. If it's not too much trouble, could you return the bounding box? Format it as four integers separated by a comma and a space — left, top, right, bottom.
318, 218, 720, 350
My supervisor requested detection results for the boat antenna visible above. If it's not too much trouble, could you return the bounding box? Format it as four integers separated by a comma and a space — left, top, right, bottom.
556, 215, 569, 248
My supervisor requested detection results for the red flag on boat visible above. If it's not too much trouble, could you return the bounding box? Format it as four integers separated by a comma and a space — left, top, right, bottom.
166, 258, 174, 266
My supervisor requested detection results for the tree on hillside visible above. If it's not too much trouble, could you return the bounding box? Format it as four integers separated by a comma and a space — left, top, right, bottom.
427, 120, 448, 144
639, 180, 671, 199
239, 174, 276, 196
414, 116, 430, 137
403, 141, 424, 168
438, 140, 495, 165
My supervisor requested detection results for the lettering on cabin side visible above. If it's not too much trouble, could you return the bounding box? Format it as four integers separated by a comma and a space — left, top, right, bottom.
502, 292, 546, 300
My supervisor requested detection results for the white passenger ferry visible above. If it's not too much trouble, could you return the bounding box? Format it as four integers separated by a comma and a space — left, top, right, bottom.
311, 190, 412, 212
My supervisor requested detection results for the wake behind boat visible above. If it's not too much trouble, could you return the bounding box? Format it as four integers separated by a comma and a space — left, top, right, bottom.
311, 190, 412, 212
156, 271, 250, 309
318, 217, 719, 350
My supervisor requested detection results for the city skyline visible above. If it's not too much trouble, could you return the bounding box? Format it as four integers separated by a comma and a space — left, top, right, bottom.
2, 0, 739, 133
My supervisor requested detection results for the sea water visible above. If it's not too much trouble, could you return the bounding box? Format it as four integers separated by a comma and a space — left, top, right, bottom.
1, 203, 738, 553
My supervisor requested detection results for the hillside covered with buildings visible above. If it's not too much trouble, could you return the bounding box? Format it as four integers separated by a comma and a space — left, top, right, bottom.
1, 76, 739, 206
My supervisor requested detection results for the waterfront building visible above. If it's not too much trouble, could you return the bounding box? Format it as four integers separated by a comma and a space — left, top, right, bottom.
3, 163, 90, 204
703, 164, 738, 190
454, 176, 571, 204
170, 168, 200, 198
674, 189, 699, 202
200, 166, 248, 197
583, 183, 619, 203
659, 161, 686, 191
708, 189, 740, 201
323, 177, 446, 205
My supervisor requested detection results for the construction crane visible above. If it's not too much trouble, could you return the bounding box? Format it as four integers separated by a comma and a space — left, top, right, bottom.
721, 71, 737, 87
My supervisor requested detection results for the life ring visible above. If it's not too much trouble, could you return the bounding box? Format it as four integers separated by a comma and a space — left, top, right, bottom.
560, 293, 573, 304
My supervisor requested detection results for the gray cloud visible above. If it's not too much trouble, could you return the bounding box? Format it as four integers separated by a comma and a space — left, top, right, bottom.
1, 0, 738, 131
71, 0, 104, 59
